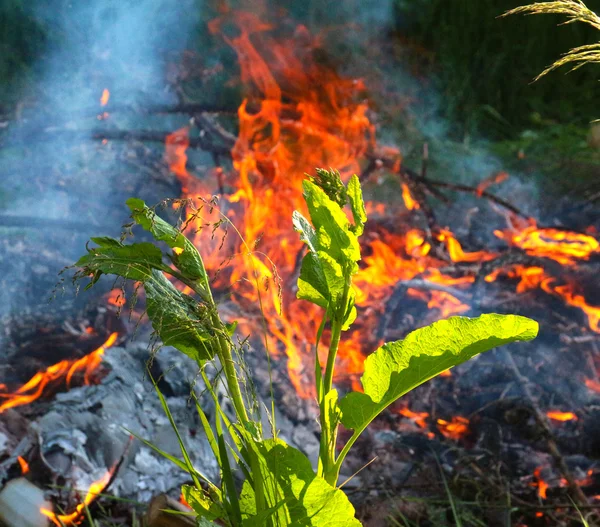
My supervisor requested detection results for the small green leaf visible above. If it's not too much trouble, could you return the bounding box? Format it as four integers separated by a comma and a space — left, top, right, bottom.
347, 174, 366, 236
127, 198, 208, 283
182, 485, 224, 521
340, 314, 538, 432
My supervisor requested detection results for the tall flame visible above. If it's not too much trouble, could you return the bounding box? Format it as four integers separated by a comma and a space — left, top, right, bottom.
162, 11, 600, 397
0, 332, 118, 413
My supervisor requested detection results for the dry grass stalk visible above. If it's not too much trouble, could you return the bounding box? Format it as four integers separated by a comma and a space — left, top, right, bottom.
502, 1, 600, 80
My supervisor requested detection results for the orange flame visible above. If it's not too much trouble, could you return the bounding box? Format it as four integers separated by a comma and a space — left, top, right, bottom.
585, 378, 600, 393
476, 171, 508, 197
496, 216, 599, 265
437, 229, 496, 263
165, 127, 191, 180
105, 289, 126, 308
0, 332, 118, 413
546, 411, 578, 422
17, 456, 29, 475
532, 467, 549, 499
436, 416, 469, 440
401, 183, 419, 210
41, 470, 113, 526
100, 89, 110, 107
397, 407, 429, 429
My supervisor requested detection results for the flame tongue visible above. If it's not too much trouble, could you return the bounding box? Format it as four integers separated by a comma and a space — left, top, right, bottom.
0, 332, 118, 413
41, 470, 113, 526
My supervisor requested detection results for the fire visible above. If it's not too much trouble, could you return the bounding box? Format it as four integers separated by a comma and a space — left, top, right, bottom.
41, 469, 113, 526
436, 416, 469, 440
495, 216, 600, 265
486, 264, 600, 333
532, 467, 549, 499
160, 10, 598, 399
546, 411, 578, 422
485, 265, 547, 294
100, 89, 110, 106
397, 407, 429, 429
17, 456, 29, 475
105, 288, 126, 307
165, 127, 191, 180
476, 171, 509, 196
0, 332, 118, 413
437, 229, 496, 263
585, 378, 600, 393
401, 183, 419, 210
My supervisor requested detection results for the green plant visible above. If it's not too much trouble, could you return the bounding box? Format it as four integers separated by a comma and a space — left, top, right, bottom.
73, 169, 538, 526
504, 0, 600, 80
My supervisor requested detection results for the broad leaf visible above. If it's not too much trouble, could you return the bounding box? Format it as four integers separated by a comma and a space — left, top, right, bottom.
340, 314, 538, 432
127, 198, 208, 283
75, 239, 165, 282
239, 439, 361, 527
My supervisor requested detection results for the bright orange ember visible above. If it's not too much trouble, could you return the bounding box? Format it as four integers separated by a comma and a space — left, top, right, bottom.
17, 456, 29, 475
0, 332, 118, 413
100, 89, 110, 106
437, 416, 469, 440
546, 411, 578, 422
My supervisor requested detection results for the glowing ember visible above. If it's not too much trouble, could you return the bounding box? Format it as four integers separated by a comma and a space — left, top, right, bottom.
532, 467, 549, 499
401, 183, 419, 210
17, 456, 29, 475
397, 407, 429, 429
436, 416, 469, 440
546, 411, 578, 422
100, 88, 110, 106
0, 332, 118, 413
41, 470, 113, 526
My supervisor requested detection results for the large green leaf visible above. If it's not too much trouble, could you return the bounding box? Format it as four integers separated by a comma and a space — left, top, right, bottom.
127, 198, 208, 283
340, 314, 538, 432
239, 439, 361, 527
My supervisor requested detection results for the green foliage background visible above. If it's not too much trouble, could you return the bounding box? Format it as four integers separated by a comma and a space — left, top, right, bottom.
393, 0, 600, 139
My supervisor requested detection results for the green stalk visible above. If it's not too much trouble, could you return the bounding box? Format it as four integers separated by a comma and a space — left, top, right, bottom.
186, 269, 251, 428
319, 278, 350, 486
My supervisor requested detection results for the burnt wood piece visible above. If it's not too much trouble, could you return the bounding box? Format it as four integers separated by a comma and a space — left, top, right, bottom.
146, 494, 196, 527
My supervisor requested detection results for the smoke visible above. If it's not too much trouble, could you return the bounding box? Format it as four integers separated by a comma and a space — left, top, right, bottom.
0, 0, 201, 316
